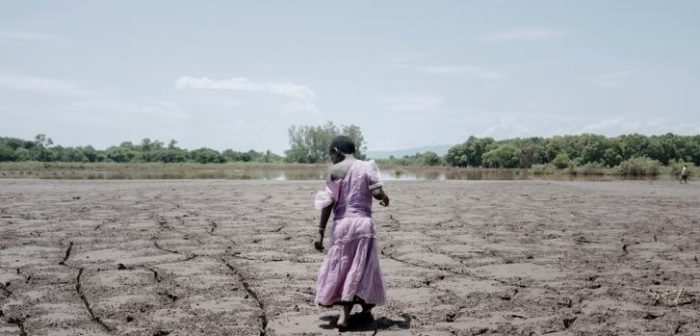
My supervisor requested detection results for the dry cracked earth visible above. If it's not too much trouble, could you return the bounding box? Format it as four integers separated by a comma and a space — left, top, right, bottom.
0, 179, 698, 336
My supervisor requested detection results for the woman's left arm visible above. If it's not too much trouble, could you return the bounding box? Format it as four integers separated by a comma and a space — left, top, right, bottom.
314, 204, 333, 251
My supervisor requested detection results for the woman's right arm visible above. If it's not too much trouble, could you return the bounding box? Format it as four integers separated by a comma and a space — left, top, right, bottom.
372, 187, 390, 207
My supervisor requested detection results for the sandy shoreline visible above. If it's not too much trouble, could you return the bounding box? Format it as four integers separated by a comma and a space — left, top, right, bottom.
0, 179, 698, 335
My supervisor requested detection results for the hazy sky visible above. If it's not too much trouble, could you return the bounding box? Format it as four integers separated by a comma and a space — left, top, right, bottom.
1, 1, 699, 153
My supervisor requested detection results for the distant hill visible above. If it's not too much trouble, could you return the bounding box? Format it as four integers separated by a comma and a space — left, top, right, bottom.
365, 145, 452, 159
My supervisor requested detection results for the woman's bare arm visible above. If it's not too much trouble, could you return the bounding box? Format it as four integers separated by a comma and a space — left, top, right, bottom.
372, 187, 390, 207
314, 204, 333, 251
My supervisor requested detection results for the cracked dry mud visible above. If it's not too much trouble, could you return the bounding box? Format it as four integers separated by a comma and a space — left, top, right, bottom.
0, 179, 699, 336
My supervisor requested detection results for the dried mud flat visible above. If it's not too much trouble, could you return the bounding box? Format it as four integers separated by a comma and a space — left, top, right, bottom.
0, 179, 698, 336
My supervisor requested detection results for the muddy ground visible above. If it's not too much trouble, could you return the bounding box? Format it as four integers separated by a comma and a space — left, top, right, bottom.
0, 179, 698, 336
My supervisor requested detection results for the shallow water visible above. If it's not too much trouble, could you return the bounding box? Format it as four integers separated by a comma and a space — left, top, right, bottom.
0, 164, 668, 181
271, 168, 661, 182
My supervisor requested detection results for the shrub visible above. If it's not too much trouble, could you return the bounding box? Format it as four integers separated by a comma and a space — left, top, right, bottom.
668, 160, 696, 177
530, 164, 555, 175
551, 153, 570, 169
578, 162, 605, 176
566, 158, 582, 175
618, 157, 661, 176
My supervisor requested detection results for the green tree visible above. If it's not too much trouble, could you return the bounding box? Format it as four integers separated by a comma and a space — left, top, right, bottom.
444, 143, 468, 167
445, 136, 494, 167
421, 151, 442, 166
551, 152, 571, 169
81, 146, 100, 162
0, 143, 16, 161
189, 148, 225, 164
285, 121, 366, 163
482, 144, 520, 168
30, 134, 53, 161
14, 148, 32, 161
340, 124, 367, 159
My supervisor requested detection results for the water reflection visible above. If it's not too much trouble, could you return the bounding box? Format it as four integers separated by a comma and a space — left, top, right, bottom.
264, 169, 533, 181
7, 164, 660, 181
379, 169, 531, 181
270, 171, 326, 181
272, 167, 658, 182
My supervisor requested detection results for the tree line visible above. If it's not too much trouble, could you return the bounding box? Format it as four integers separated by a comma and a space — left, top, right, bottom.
0, 135, 282, 164
2, 128, 699, 170
443, 133, 700, 169
0, 121, 365, 164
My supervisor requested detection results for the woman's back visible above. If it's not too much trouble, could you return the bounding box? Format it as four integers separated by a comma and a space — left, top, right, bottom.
330, 160, 375, 219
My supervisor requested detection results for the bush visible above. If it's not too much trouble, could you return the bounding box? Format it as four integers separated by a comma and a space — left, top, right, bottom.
618, 157, 661, 176
421, 151, 442, 166
551, 153, 570, 169
530, 164, 555, 175
577, 162, 605, 176
668, 160, 696, 177
566, 158, 582, 175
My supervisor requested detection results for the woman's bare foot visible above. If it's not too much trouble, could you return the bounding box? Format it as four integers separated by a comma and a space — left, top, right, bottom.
337, 318, 348, 329
337, 304, 352, 330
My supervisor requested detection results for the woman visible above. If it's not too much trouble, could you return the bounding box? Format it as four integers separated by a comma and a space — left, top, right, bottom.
313, 136, 389, 330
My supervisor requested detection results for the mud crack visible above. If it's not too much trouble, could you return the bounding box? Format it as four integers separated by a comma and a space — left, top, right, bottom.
158, 291, 179, 302
7, 317, 27, 336
58, 241, 74, 265
384, 252, 467, 276
222, 259, 267, 336
153, 240, 179, 255
385, 214, 401, 231
144, 266, 161, 282
152, 240, 197, 260
208, 219, 218, 234
0, 282, 12, 296
76, 268, 113, 332
621, 240, 640, 257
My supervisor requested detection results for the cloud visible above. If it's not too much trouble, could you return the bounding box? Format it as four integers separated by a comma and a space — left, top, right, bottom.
63, 97, 190, 120
0, 74, 94, 97
0, 31, 64, 45
388, 64, 507, 81
0, 73, 187, 120
281, 100, 319, 115
591, 70, 637, 88
482, 117, 536, 137
581, 117, 625, 132
174, 76, 316, 103
477, 28, 566, 42
580, 116, 699, 136
383, 94, 444, 112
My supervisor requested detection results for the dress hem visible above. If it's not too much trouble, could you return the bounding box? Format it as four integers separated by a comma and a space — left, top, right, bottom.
315, 294, 385, 308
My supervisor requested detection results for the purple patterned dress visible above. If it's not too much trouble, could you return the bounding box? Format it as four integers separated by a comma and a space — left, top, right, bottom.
314, 160, 387, 307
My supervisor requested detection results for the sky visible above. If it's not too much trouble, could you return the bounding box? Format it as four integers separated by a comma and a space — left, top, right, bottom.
1, 1, 699, 153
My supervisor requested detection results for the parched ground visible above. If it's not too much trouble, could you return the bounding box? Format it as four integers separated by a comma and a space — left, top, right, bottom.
0, 179, 698, 336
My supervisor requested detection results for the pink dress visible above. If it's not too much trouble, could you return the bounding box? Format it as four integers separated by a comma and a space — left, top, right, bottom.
314, 160, 387, 307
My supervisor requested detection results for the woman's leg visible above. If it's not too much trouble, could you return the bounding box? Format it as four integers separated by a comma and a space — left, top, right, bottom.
337, 303, 352, 327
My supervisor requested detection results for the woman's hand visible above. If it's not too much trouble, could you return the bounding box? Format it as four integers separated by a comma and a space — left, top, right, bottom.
380, 195, 390, 207
313, 232, 324, 251
372, 188, 390, 207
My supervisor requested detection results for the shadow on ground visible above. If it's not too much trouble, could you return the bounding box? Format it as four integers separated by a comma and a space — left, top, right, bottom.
319, 313, 411, 333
